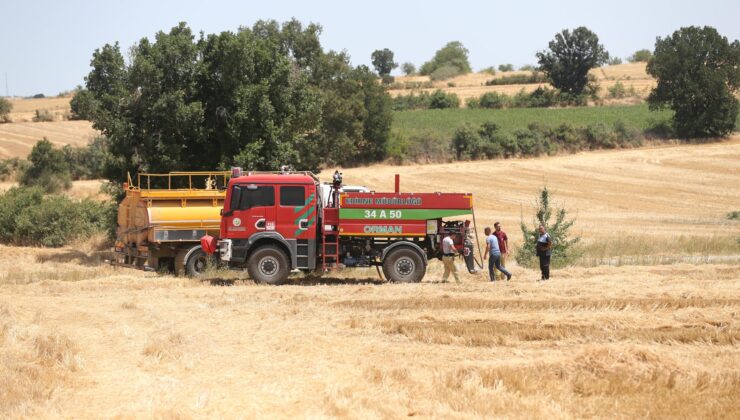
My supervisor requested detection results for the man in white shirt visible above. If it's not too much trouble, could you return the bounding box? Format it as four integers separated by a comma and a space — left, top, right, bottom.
441, 232, 460, 283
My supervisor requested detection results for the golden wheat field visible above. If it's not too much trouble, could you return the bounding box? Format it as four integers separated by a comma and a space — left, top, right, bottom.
1, 139, 739, 418
389, 63, 655, 106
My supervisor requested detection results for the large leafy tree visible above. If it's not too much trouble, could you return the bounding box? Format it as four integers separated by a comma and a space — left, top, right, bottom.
371, 48, 398, 77
82, 20, 392, 181
536, 27, 609, 95
647, 26, 740, 138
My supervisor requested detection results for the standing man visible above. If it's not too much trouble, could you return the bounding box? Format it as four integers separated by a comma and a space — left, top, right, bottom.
536, 225, 553, 281
441, 232, 461, 283
483, 227, 512, 282
492, 222, 509, 280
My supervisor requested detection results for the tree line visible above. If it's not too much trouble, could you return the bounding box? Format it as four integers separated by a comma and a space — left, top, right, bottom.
72, 20, 392, 183
69, 21, 739, 183
374, 26, 739, 139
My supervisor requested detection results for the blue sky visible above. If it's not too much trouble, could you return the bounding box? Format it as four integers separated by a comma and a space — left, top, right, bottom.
1, 0, 738, 96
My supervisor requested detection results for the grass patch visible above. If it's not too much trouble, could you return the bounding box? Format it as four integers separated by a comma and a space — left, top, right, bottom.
391, 104, 673, 141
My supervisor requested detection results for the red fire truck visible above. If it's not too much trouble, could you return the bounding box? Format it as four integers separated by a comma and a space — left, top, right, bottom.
201, 169, 479, 284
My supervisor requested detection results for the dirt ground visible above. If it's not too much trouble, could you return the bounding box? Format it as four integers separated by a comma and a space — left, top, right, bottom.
1, 246, 738, 418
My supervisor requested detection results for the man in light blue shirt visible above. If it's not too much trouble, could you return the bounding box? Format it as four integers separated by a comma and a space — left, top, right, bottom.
483, 226, 512, 282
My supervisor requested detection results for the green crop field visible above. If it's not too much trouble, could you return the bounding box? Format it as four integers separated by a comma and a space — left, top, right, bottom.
392, 104, 674, 140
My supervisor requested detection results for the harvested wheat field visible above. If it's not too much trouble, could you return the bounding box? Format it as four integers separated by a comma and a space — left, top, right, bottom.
390, 63, 655, 106
5, 97, 74, 123
0, 121, 97, 159
2, 140, 740, 418
1, 247, 739, 418
336, 136, 740, 264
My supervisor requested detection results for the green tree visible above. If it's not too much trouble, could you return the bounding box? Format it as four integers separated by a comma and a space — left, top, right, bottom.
20, 138, 72, 193
69, 88, 98, 120
607, 56, 623, 65
82, 20, 392, 179
498, 64, 514, 72
628, 49, 652, 62
401, 62, 416, 76
515, 187, 580, 268
0, 97, 12, 123
419, 41, 471, 78
371, 48, 398, 77
647, 26, 740, 138
536, 27, 609, 95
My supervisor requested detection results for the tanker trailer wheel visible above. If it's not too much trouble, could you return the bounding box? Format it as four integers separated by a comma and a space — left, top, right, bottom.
247, 245, 290, 285
382, 247, 426, 283
176, 246, 213, 277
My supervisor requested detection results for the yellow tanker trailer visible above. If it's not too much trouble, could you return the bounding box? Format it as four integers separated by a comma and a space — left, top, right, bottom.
115, 171, 229, 275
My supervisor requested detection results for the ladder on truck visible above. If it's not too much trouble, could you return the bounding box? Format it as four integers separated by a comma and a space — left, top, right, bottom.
321, 207, 340, 270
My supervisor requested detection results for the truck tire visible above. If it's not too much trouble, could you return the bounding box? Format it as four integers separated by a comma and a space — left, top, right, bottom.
185, 247, 211, 277
382, 247, 426, 283
247, 245, 290, 285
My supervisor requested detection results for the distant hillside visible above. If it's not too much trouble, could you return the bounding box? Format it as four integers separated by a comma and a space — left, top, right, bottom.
0, 97, 98, 159
389, 63, 654, 106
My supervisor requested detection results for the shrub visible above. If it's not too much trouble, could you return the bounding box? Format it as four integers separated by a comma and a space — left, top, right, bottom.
451, 126, 482, 160
32, 93, 45, 99
480, 67, 496, 75
401, 62, 416, 76
498, 64, 514, 72
477, 92, 508, 109
628, 49, 652, 62
607, 57, 623, 65
0, 187, 116, 247
32, 109, 54, 122
0, 158, 28, 181
519, 64, 535, 71
428, 90, 460, 109
20, 138, 72, 193
430, 64, 463, 81
465, 97, 480, 109
515, 127, 551, 156
405, 135, 450, 163
485, 72, 548, 86
62, 137, 111, 180
727, 211, 740, 220
607, 81, 627, 98
644, 119, 675, 139
392, 92, 433, 111
0, 97, 12, 123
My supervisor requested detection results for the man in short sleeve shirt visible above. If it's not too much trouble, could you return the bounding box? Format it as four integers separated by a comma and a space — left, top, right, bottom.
492, 222, 509, 280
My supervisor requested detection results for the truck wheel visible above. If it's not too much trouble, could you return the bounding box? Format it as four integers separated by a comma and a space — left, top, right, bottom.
185, 248, 212, 277
382, 247, 425, 283
247, 246, 290, 285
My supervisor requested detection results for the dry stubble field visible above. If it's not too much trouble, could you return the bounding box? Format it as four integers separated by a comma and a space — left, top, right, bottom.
1, 140, 740, 418
389, 63, 654, 106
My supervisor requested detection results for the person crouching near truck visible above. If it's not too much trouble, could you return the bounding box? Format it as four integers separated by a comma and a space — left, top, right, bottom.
440, 232, 461, 283
483, 227, 512, 282
536, 225, 553, 281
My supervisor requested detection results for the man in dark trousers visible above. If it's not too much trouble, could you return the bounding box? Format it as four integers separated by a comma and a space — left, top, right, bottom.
536, 225, 553, 281
484, 227, 512, 282
492, 222, 509, 280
